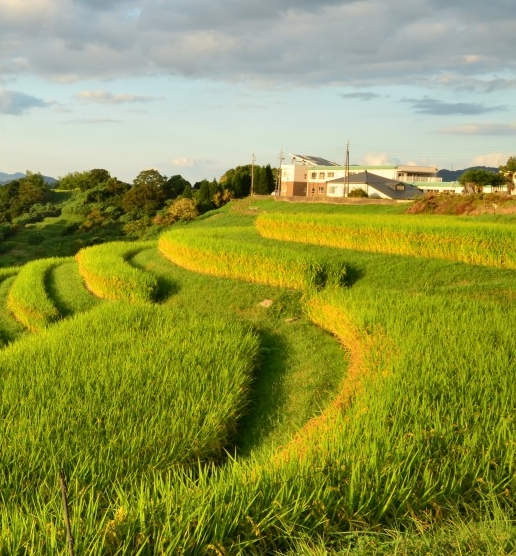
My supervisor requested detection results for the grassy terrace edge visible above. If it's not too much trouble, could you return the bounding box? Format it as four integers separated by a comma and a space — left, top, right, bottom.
158, 226, 347, 290
255, 211, 516, 268
75, 240, 159, 302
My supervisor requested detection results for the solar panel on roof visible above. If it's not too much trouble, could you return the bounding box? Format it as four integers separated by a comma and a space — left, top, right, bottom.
290, 154, 339, 166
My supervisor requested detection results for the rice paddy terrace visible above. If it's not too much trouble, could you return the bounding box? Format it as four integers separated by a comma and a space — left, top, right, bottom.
0, 198, 515, 554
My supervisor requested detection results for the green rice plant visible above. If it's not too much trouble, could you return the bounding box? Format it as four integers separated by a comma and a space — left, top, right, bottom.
0, 266, 19, 281
0, 301, 258, 505
158, 226, 347, 290
255, 211, 516, 269
46, 258, 101, 317
6, 257, 63, 332
75, 240, 159, 302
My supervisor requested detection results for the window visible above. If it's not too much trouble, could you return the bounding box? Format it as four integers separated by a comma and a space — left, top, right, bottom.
318, 186, 325, 194
327, 172, 334, 178
319, 172, 325, 179
311, 172, 317, 179
329, 186, 337, 194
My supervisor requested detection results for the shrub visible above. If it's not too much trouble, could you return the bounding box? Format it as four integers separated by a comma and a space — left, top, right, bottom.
348, 188, 369, 198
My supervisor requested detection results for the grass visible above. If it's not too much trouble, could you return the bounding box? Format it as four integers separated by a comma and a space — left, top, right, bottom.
76, 240, 159, 302
159, 225, 347, 290
7, 257, 63, 332
1, 197, 515, 553
0, 301, 259, 494
132, 246, 348, 454
0, 268, 26, 346
255, 210, 516, 268
46, 258, 101, 316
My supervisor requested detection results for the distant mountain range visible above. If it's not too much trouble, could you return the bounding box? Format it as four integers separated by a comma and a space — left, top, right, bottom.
0, 171, 58, 186
437, 166, 498, 182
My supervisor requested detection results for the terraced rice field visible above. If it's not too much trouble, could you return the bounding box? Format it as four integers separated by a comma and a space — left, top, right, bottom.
0, 198, 515, 554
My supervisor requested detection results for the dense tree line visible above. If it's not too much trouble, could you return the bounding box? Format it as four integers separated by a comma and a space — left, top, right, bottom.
0, 172, 52, 223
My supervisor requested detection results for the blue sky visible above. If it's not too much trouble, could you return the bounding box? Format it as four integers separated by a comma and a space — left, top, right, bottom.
1, 0, 515, 184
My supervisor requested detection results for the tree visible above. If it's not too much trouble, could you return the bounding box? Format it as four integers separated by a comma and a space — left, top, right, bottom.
122, 169, 167, 216
0, 171, 48, 221
58, 169, 112, 191
458, 168, 506, 193
164, 175, 191, 200
182, 184, 193, 199
196, 179, 214, 213
219, 165, 252, 198
133, 169, 166, 189
499, 156, 516, 194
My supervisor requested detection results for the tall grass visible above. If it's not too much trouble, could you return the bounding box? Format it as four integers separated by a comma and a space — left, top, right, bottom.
0, 301, 259, 544
0, 267, 24, 345
6, 257, 63, 332
159, 226, 347, 290
46, 258, 101, 316
76, 241, 159, 302
256, 211, 516, 268
2, 200, 516, 553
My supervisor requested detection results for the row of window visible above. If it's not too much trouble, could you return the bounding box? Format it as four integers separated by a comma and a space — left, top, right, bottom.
310, 171, 335, 179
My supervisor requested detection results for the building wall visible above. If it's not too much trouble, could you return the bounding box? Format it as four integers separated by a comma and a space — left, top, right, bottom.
280, 162, 438, 198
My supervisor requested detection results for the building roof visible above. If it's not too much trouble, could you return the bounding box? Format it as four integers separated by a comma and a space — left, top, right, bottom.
290, 154, 340, 167
328, 171, 423, 200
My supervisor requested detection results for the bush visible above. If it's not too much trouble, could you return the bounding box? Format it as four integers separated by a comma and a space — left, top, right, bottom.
348, 188, 369, 198
167, 198, 199, 222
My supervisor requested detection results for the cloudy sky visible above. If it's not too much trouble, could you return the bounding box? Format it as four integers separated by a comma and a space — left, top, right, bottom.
1, 0, 515, 183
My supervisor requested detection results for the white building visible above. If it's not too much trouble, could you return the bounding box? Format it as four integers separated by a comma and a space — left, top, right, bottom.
279, 154, 440, 200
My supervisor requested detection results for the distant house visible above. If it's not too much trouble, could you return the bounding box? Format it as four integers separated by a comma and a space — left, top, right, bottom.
326, 171, 422, 200
279, 154, 435, 200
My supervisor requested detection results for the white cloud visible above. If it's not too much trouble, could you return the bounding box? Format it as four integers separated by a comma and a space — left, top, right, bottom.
472, 153, 513, 167
75, 90, 157, 103
440, 123, 516, 135
170, 157, 195, 168
359, 152, 400, 166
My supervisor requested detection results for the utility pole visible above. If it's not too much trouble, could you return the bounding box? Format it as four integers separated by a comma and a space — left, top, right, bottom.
276, 149, 284, 195
344, 141, 350, 197
251, 153, 256, 195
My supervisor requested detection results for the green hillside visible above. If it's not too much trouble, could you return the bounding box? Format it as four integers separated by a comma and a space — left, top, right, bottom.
0, 197, 515, 554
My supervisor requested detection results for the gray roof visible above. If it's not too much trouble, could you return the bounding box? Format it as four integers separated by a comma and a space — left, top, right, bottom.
290, 154, 340, 167
328, 171, 423, 200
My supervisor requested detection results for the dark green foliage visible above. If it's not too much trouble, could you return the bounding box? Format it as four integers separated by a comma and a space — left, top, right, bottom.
220, 165, 252, 198
458, 168, 507, 192
58, 168, 113, 191
348, 188, 369, 198
122, 169, 168, 217
0, 172, 49, 222
182, 184, 193, 198
164, 174, 191, 200
27, 232, 45, 245
196, 179, 214, 213
253, 164, 275, 194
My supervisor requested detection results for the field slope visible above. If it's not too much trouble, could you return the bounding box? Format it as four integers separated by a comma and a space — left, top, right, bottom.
0, 198, 514, 555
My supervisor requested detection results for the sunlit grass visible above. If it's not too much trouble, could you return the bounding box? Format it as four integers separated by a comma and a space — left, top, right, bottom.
76, 240, 159, 302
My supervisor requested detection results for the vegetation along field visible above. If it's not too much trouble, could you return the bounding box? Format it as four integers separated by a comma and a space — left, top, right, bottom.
0, 196, 515, 554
